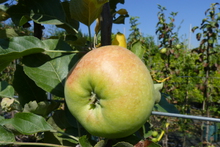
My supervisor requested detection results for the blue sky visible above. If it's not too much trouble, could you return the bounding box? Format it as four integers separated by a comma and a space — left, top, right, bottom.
80, 0, 220, 49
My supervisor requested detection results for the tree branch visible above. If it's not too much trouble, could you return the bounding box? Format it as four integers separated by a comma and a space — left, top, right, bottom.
34, 22, 44, 39
101, 2, 112, 46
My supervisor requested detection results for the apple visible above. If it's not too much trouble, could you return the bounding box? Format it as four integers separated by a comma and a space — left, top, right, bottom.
176, 44, 181, 49
152, 131, 158, 137
64, 45, 160, 138
160, 48, 167, 54
151, 138, 158, 143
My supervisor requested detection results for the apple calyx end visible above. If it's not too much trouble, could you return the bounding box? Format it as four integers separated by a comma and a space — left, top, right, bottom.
89, 92, 100, 109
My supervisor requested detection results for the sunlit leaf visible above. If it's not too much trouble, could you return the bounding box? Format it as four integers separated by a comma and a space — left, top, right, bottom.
94, 140, 106, 147
131, 41, 146, 59
0, 28, 18, 39
191, 26, 198, 33
9, 112, 54, 135
0, 81, 14, 99
116, 9, 128, 15
23, 39, 82, 97
0, 36, 45, 72
0, 125, 15, 143
113, 14, 129, 24
79, 135, 93, 147
70, 0, 108, 26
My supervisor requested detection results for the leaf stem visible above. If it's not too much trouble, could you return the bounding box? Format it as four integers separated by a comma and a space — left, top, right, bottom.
64, 22, 78, 34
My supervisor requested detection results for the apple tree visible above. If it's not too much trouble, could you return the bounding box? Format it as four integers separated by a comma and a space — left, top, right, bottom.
192, 2, 220, 142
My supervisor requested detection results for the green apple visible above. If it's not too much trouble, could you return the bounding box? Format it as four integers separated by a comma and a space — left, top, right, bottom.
151, 138, 158, 143
176, 44, 181, 49
65, 45, 160, 138
152, 131, 158, 137
160, 48, 167, 54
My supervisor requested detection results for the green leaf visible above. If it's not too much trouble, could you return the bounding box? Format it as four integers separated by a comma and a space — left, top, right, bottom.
70, 0, 108, 26
154, 83, 163, 103
117, 134, 142, 145
79, 135, 93, 147
154, 93, 179, 113
113, 141, 134, 147
6, 3, 30, 26
44, 131, 78, 146
0, 36, 45, 72
0, 81, 14, 99
147, 142, 162, 147
56, 1, 79, 34
13, 65, 47, 106
0, 116, 10, 126
0, 6, 9, 21
0, 116, 4, 122
94, 140, 106, 147
44, 110, 83, 146
23, 101, 60, 117
7, 0, 66, 25
113, 14, 129, 24
28, 0, 66, 24
131, 41, 146, 59
191, 26, 198, 33
23, 52, 80, 97
0, 28, 19, 39
9, 112, 54, 135
42, 39, 74, 53
0, 125, 15, 143
23, 39, 82, 97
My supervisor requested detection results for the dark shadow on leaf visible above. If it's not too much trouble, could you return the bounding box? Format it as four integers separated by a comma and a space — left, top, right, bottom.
23, 52, 83, 98
154, 93, 179, 113
0, 38, 10, 50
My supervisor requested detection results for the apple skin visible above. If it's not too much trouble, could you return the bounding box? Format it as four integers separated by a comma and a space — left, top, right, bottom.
65, 45, 157, 138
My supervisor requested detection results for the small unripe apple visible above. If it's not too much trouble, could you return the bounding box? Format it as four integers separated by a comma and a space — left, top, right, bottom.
160, 48, 167, 54
151, 138, 158, 143
152, 131, 158, 137
176, 44, 181, 49
65, 45, 160, 138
